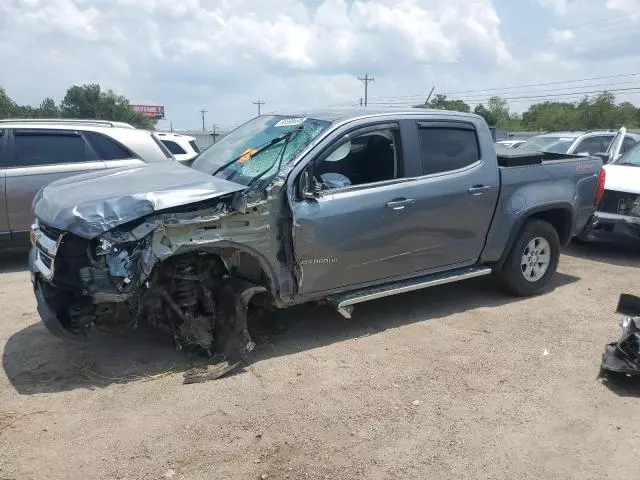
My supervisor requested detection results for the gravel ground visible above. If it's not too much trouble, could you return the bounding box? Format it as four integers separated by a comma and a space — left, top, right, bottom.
1, 242, 640, 480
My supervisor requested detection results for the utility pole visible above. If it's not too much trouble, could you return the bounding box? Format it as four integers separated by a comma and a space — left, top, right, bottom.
212, 124, 217, 144
358, 73, 374, 106
360, 97, 363, 107
199, 108, 207, 132
253, 100, 265, 117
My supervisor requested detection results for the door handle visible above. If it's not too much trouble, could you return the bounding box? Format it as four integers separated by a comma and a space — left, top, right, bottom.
468, 185, 492, 195
386, 198, 415, 210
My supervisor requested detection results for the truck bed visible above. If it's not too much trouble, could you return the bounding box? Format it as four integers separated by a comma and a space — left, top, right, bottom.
480, 152, 602, 264
495, 145, 584, 167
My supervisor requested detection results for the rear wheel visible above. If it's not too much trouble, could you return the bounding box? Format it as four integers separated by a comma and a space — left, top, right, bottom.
498, 219, 560, 296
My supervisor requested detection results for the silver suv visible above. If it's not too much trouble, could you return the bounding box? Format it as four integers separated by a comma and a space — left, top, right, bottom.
0, 119, 174, 246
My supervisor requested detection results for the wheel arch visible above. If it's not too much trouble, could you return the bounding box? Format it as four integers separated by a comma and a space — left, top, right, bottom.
168, 241, 280, 301
495, 203, 573, 270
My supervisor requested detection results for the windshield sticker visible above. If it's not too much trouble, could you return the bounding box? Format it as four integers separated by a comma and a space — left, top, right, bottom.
275, 117, 306, 128
238, 148, 258, 164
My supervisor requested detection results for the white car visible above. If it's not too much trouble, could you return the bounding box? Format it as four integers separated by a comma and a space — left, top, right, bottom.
495, 140, 526, 149
520, 130, 640, 158
581, 128, 640, 242
155, 132, 200, 165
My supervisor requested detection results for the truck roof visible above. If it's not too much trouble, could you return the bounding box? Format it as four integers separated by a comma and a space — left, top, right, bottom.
267, 107, 483, 124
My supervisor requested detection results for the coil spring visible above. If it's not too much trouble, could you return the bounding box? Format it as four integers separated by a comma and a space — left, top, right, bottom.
173, 263, 199, 312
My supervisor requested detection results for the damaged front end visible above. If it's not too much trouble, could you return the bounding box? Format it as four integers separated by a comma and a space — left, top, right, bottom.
31, 195, 274, 381
600, 294, 640, 376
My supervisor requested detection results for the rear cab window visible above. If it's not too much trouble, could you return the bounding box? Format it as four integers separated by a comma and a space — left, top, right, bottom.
417, 122, 480, 175
10, 129, 97, 167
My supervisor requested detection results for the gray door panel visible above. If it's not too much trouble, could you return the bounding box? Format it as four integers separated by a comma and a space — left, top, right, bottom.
293, 181, 429, 294
400, 162, 499, 268
6, 161, 106, 232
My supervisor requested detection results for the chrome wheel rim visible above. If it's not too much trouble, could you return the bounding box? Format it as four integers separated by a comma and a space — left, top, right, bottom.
521, 237, 551, 282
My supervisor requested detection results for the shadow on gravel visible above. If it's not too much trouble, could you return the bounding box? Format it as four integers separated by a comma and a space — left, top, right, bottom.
600, 372, 640, 398
3, 272, 579, 394
0, 247, 30, 274
564, 240, 640, 268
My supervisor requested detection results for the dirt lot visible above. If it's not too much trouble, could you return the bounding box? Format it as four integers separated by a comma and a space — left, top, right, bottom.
1, 243, 640, 480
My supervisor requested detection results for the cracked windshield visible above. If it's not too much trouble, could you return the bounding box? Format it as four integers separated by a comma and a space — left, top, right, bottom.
192, 115, 330, 186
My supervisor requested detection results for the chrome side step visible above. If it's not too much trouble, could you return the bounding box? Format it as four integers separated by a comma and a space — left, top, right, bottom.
329, 266, 492, 318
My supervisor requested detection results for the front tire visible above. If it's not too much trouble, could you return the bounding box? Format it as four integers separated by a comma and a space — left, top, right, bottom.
498, 219, 560, 297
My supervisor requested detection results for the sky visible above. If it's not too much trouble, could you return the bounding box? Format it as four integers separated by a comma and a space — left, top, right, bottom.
1, 0, 639, 131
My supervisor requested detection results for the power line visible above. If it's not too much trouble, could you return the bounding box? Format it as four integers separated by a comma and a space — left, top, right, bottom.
434, 81, 640, 101
366, 87, 640, 108
253, 100, 265, 116
366, 72, 640, 103
358, 74, 375, 106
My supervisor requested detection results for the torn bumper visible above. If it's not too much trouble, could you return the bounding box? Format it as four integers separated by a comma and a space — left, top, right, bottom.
583, 212, 640, 243
34, 279, 85, 342
30, 250, 83, 341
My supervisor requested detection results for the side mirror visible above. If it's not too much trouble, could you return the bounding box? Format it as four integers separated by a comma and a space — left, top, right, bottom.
301, 170, 321, 199
594, 152, 610, 163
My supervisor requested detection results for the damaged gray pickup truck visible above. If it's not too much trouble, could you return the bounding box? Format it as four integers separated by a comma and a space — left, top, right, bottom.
30, 109, 603, 377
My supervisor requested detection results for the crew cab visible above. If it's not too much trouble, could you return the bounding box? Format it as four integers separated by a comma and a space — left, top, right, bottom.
29, 109, 603, 378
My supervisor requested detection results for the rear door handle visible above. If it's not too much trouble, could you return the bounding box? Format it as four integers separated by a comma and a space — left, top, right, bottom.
468, 185, 492, 195
386, 198, 415, 210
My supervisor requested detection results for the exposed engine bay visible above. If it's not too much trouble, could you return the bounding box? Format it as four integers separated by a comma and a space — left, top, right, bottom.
32, 195, 278, 382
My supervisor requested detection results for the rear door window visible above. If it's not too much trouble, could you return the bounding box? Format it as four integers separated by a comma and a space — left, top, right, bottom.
417, 124, 480, 175
84, 131, 133, 160
10, 130, 97, 167
162, 140, 187, 155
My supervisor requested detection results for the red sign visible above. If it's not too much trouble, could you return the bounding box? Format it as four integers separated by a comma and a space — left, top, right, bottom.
131, 104, 165, 119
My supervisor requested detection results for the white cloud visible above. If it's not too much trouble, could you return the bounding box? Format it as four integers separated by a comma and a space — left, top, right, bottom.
538, 0, 569, 14
549, 28, 575, 43
0, 0, 515, 126
0, 0, 639, 128
606, 0, 640, 16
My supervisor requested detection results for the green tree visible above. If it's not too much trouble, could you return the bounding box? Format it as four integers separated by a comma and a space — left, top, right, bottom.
487, 96, 510, 128
474, 103, 496, 126
61, 84, 155, 129
586, 91, 617, 129
426, 94, 470, 112
38, 97, 59, 118
0, 87, 18, 118
522, 102, 578, 131
522, 92, 640, 131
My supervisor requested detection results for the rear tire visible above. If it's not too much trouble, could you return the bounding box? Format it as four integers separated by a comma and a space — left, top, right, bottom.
498, 219, 560, 297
